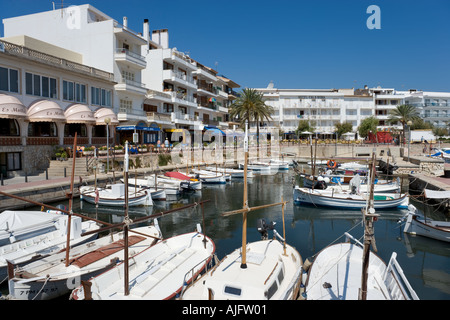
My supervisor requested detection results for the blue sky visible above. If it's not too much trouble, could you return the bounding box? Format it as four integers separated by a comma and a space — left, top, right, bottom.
1, 0, 449, 91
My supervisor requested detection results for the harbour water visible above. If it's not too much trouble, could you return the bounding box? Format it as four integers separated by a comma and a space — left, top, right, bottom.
2, 169, 449, 300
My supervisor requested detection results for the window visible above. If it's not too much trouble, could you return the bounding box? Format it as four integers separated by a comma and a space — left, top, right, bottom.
0, 67, 19, 93
26, 72, 57, 98
224, 286, 241, 296
91, 86, 111, 106
7, 153, 21, 171
143, 104, 157, 112
163, 103, 174, 113
63, 80, 86, 103
119, 99, 132, 113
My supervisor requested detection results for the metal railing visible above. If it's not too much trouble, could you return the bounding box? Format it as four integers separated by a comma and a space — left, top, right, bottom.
115, 48, 146, 61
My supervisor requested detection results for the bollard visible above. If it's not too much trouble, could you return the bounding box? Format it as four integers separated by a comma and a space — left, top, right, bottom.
1, 173, 3, 186
25, 172, 28, 183
46, 168, 48, 180
64, 167, 67, 177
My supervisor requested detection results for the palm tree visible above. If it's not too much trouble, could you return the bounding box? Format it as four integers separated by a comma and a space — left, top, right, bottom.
388, 104, 420, 145
229, 88, 274, 146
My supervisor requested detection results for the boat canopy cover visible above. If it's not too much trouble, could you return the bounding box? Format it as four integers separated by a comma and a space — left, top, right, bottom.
424, 189, 450, 199
0, 210, 61, 240
164, 172, 191, 180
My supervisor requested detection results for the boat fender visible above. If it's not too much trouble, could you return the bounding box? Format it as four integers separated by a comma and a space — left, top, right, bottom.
302, 257, 313, 272
327, 160, 337, 169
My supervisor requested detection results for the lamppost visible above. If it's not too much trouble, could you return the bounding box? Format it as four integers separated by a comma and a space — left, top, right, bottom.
407, 120, 412, 162
105, 117, 111, 173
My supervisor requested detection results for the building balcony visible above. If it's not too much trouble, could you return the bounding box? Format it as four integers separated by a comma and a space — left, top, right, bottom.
113, 21, 147, 45
162, 49, 197, 71
169, 91, 198, 108
147, 112, 172, 125
115, 78, 147, 95
194, 68, 217, 82
162, 69, 197, 90
218, 106, 228, 113
171, 112, 202, 126
203, 118, 219, 126
197, 85, 218, 98
115, 48, 147, 69
146, 89, 172, 103
217, 89, 228, 99
118, 108, 147, 121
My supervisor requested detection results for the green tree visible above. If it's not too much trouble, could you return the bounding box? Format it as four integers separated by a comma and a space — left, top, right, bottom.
410, 118, 433, 130
295, 120, 315, 137
335, 121, 353, 138
358, 116, 379, 139
433, 127, 448, 139
388, 104, 420, 144
229, 88, 274, 146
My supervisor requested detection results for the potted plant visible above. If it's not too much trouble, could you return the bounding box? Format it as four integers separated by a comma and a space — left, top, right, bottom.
138, 144, 147, 153
99, 146, 108, 155
83, 146, 94, 156
114, 145, 124, 154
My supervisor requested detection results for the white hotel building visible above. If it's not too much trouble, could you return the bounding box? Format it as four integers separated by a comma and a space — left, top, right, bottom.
2, 4, 239, 145
256, 83, 450, 138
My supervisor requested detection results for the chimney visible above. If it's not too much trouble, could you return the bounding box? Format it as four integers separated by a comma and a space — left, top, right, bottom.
143, 19, 150, 42
159, 29, 169, 49
152, 30, 160, 45
123, 16, 128, 27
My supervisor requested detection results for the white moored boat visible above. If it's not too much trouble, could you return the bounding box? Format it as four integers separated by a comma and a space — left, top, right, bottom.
125, 175, 183, 196
180, 221, 303, 300
80, 184, 153, 207
181, 122, 303, 301
304, 233, 419, 300
0, 210, 99, 281
70, 226, 215, 300
401, 204, 450, 242
293, 186, 409, 209
189, 171, 226, 184
304, 153, 419, 300
204, 166, 253, 178
7, 224, 162, 300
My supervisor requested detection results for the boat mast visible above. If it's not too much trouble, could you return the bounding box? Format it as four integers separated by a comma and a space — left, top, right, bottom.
65, 132, 77, 267
359, 152, 379, 300
241, 121, 249, 269
124, 140, 130, 296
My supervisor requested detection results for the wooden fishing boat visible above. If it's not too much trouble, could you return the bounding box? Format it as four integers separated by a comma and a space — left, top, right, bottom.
0, 211, 99, 281
80, 184, 153, 207
180, 121, 303, 301
189, 170, 227, 184
6, 224, 162, 300
402, 204, 450, 242
302, 175, 401, 193
303, 233, 419, 300
126, 175, 183, 195
164, 172, 202, 190
204, 166, 254, 178
293, 186, 409, 209
303, 153, 419, 300
70, 226, 215, 300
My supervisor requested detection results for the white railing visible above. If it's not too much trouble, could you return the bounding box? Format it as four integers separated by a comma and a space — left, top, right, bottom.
0, 39, 114, 81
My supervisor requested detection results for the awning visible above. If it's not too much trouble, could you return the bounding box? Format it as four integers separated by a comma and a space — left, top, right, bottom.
27, 99, 66, 122
64, 104, 96, 124
204, 126, 225, 135
0, 94, 27, 119
116, 125, 160, 131
94, 107, 119, 125
165, 129, 184, 133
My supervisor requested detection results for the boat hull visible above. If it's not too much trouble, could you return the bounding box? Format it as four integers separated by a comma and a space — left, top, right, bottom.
80, 186, 152, 207
7, 225, 161, 300
403, 211, 450, 242
293, 187, 409, 209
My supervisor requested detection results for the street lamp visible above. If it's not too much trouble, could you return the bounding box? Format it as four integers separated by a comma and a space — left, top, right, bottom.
407, 120, 412, 162
105, 117, 111, 173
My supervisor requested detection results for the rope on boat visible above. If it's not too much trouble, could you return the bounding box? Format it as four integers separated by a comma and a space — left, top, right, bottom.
32, 274, 51, 300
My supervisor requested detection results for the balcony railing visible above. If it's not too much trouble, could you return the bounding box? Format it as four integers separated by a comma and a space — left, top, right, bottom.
147, 112, 172, 122
115, 48, 146, 62
117, 78, 146, 89
26, 137, 59, 145
0, 136, 21, 146
0, 39, 114, 82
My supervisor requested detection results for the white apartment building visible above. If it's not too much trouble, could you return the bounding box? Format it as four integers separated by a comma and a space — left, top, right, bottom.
0, 35, 117, 176
257, 83, 450, 138
142, 28, 235, 137
3, 4, 239, 145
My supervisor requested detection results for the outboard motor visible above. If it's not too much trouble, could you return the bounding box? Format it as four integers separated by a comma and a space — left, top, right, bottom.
257, 219, 276, 240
